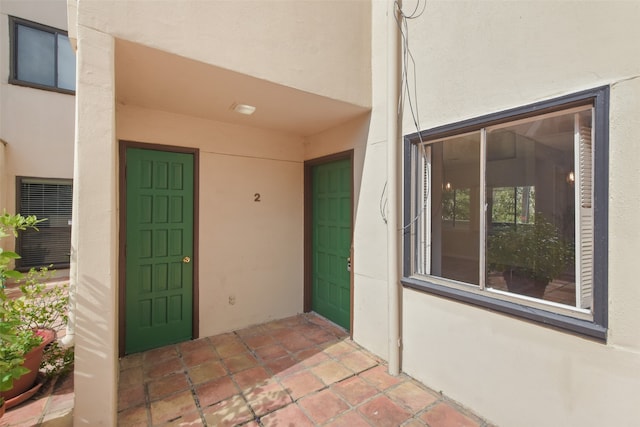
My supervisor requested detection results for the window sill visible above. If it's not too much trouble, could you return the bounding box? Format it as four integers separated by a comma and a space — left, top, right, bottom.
9, 79, 75, 96
401, 275, 607, 342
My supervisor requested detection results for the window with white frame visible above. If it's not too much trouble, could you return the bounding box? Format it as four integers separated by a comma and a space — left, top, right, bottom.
403, 87, 608, 339
9, 16, 76, 93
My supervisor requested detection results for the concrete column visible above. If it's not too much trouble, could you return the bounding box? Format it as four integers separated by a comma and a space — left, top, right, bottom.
73, 24, 118, 426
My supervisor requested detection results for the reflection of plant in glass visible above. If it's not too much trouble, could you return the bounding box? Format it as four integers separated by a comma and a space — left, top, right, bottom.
492, 187, 535, 225
442, 189, 471, 224
488, 213, 572, 283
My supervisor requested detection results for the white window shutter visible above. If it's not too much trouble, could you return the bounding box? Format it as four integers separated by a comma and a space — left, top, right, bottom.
576, 122, 593, 309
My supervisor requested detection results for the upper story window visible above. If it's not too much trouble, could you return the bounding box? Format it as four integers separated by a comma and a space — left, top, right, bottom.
403, 87, 609, 340
9, 16, 76, 93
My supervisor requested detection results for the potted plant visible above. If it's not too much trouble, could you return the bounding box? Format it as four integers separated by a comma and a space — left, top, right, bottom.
0, 213, 64, 409
488, 213, 572, 298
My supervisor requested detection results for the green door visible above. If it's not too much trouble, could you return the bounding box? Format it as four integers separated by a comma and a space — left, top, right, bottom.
125, 148, 194, 354
312, 159, 352, 330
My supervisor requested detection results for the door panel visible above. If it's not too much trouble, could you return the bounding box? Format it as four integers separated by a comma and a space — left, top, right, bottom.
125, 148, 194, 354
312, 159, 352, 330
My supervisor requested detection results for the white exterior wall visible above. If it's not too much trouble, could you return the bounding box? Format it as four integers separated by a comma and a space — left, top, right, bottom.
0, 0, 74, 224
369, 2, 640, 426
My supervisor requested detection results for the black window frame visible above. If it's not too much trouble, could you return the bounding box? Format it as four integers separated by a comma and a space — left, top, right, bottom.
402, 86, 609, 341
8, 16, 75, 94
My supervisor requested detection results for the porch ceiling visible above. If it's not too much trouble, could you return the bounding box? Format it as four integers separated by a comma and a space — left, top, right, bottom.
115, 39, 369, 137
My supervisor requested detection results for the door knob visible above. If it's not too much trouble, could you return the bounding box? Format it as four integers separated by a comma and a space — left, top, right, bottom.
182, 256, 191, 264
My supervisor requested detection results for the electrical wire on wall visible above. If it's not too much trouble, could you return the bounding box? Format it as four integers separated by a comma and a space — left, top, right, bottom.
380, 0, 429, 231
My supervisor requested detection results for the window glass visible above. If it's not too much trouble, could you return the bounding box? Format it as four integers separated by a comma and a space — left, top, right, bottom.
17, 24, 56, 87
428, 133, 481, 285
11, 18, 75, 92
57, 34, 76, 91
485, 110, 590, 306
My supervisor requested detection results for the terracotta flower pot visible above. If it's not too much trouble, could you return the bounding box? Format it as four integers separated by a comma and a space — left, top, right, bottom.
1, 329, 55, 402
0, 398, 5, 419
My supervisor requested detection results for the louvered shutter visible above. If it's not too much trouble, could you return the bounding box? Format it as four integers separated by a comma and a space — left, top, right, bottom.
575, 123, 593, 309
16, 178, 73, 269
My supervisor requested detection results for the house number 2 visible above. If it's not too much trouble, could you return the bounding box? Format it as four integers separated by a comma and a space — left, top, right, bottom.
254, 193, 261, 202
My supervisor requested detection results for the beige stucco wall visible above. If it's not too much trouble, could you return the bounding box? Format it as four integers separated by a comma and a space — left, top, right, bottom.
360, 1, 640, 426
0, 0, 74, 217
117, 105, 306, 336
75, 0, 371, 108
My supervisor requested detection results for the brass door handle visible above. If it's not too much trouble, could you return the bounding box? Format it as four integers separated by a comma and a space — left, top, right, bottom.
183, 256, 191, 264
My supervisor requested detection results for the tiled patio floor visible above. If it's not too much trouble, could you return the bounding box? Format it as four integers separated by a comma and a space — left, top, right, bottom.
118, 313, 490, 427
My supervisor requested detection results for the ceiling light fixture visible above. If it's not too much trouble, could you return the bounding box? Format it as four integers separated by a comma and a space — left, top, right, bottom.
230, 103, 256, 115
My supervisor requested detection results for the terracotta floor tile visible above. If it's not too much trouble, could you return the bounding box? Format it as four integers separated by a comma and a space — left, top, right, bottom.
195, 376, 240, 408
208, 332, 239, 347
149, 390, 197, 425
119, 366, 144, 390
403, 420, 428, 427
223, 352, 259, 374
144, 358, 183, 380
322, 340, 357, 357
358, 395, 412, 427
306, 330, 339, 345
120, 353, 143, 371
280, 370, 325, 400
188, 360, 227, 385
310, 360, 353, 385
179, 337, 212, 353
386, 381, 439, 412
254, 343, 288, 361
340, 350, 378, 373
235, 324, 267, 338
332, 376, 379, 406
202, 394, 254, 427
118, 384, 146, 411
280, 334, 316, 352
298, 389, 350, 424
214, 341, 247, 358
245, 380, 292, 416
160, 410, 204, 426
260, 403, 314, 427
324, 410, 377, 427
264, 355, 303, 377
233, 366, 271, 392
359, 365, 404, 391
296, 348, 331, 367
143, 345, 178, 365
147, 372, 190, 401
243, 333, 276, 349
420, 402, 480, 427
117, 405, 149, 426
182, 346, 218, 367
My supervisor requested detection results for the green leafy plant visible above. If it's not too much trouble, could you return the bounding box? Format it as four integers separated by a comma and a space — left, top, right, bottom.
488, 213, 572, 283
14, 268, 74, 377
0, 213, 45, 393
0, 213, 73, 397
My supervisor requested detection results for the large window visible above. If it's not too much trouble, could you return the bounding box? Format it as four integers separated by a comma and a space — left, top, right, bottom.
403, 87, 608, 339
9, 16, 76, 93
16, 177, 73, 270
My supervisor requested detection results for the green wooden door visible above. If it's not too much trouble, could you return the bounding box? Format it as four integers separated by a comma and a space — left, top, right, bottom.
312, 159, 352, 330
125, 148, 194, 354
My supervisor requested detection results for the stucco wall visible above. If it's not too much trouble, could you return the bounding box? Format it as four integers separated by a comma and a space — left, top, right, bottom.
0, 0, 74, 217
381, 1, 640, 426
75, 0, 371, 108
117, 105, 306, 336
